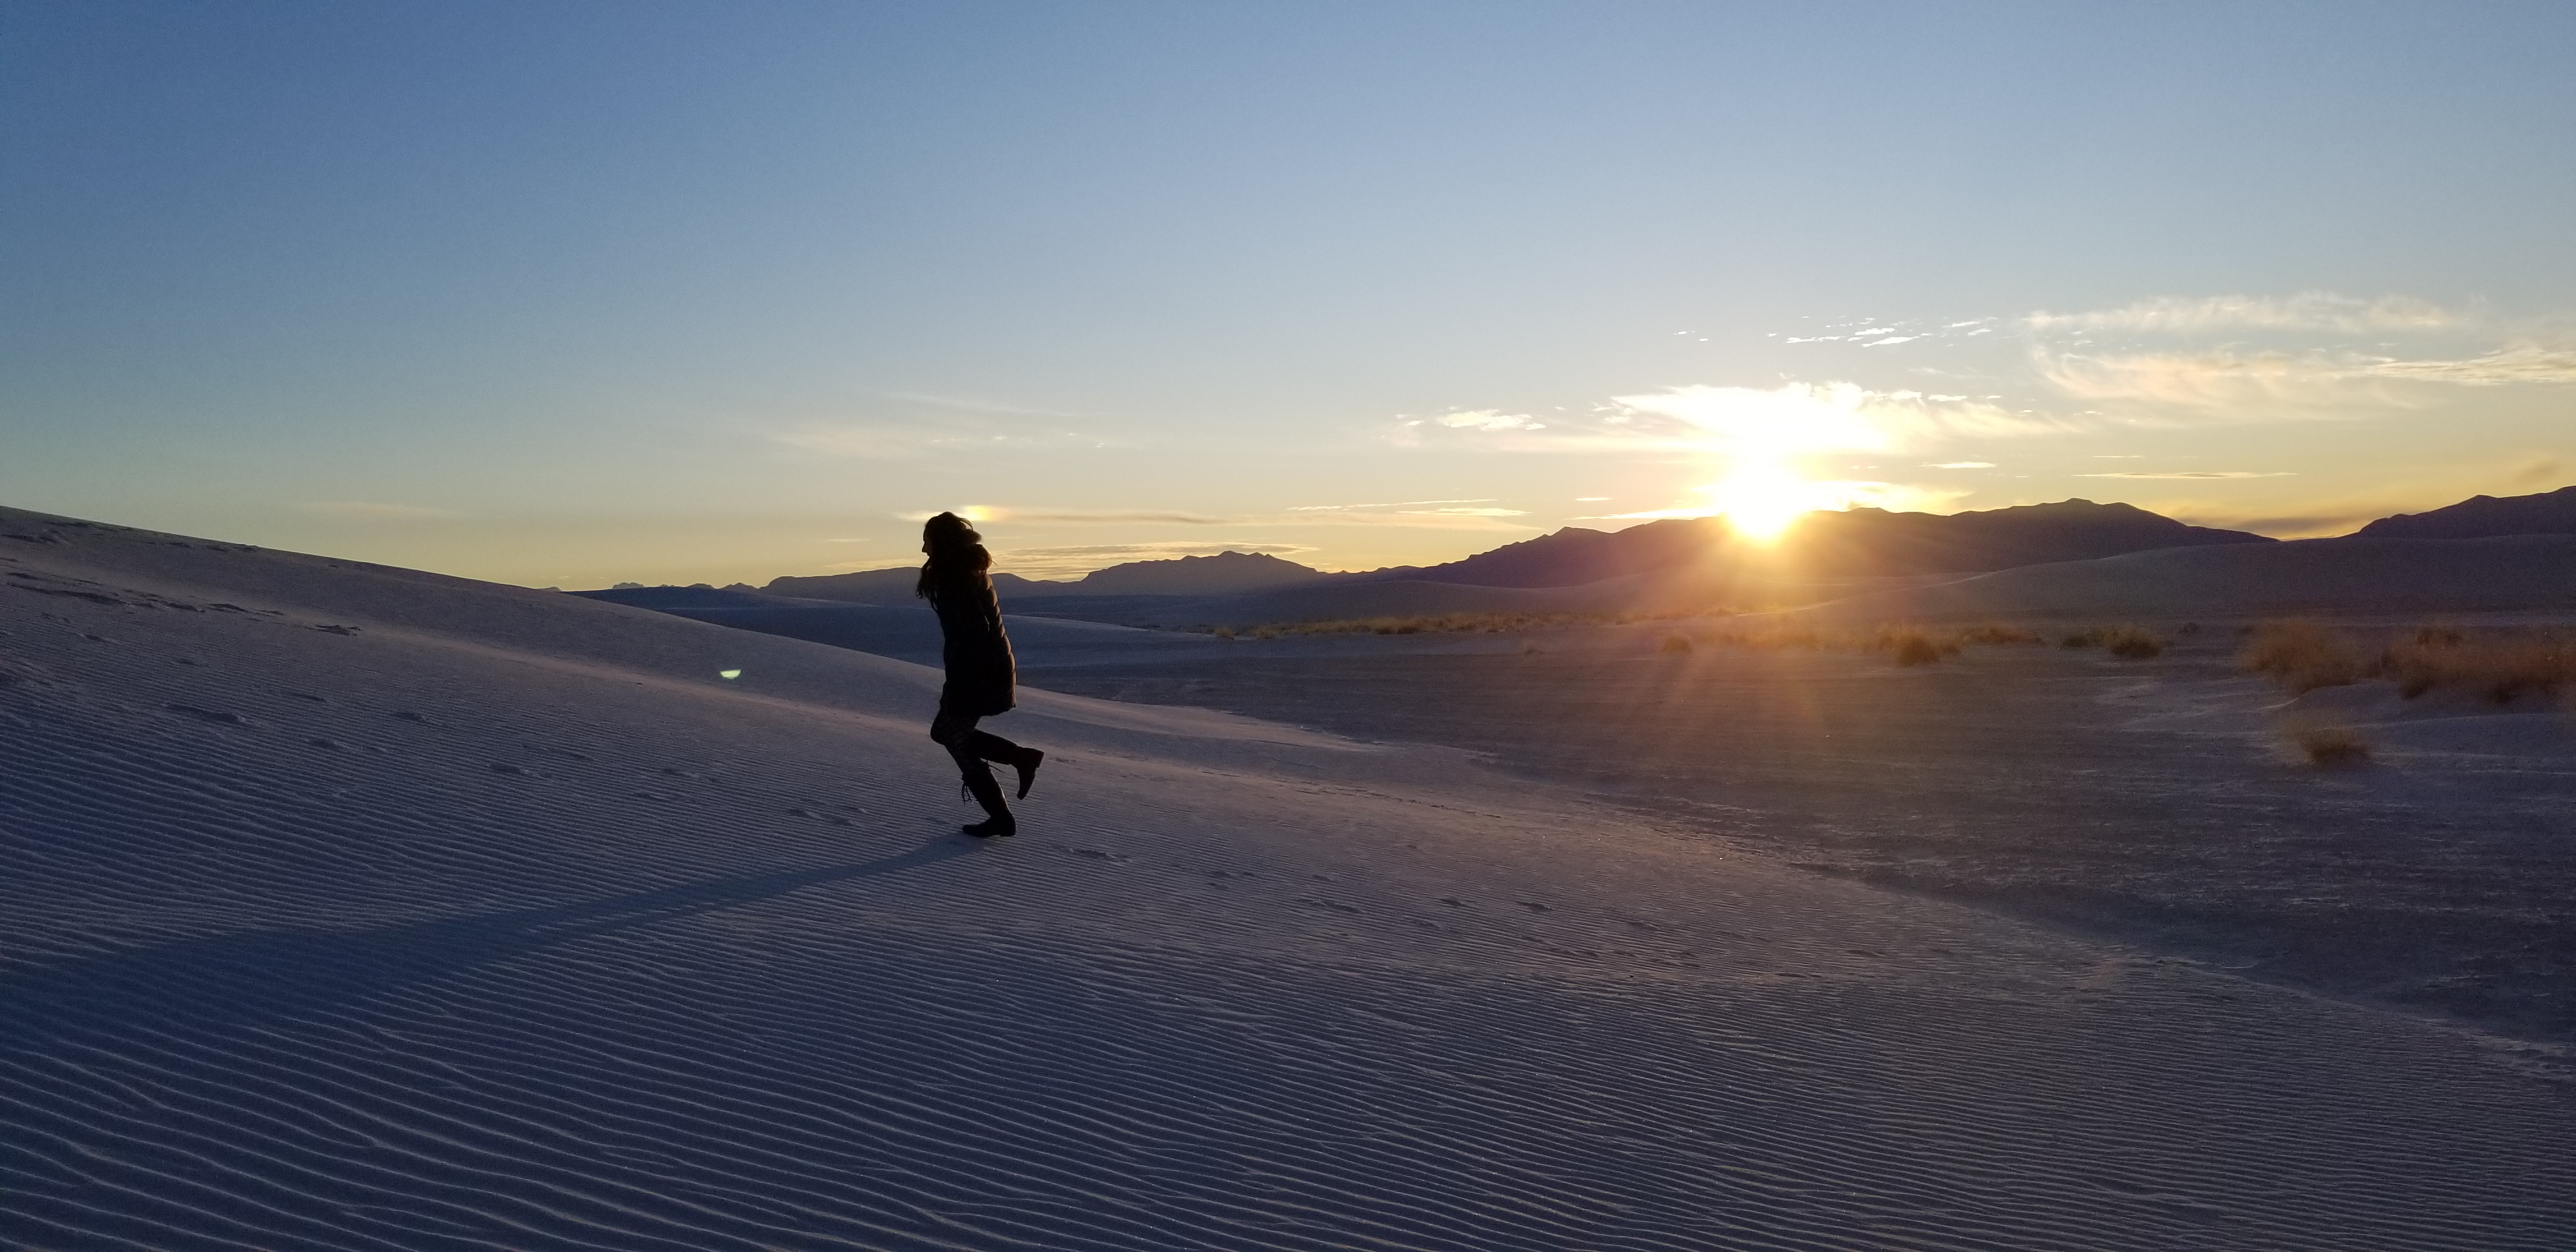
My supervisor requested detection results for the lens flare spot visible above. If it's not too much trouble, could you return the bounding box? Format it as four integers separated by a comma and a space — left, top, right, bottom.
719, 669, 742, 680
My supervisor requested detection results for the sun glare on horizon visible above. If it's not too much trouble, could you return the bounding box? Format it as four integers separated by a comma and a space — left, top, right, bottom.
1705, 463, 1825, 541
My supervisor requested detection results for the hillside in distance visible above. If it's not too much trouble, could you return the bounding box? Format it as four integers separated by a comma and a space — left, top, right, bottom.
2354, 484, 2576, 539
765, 550, 1333, 603
736, 500, 2268, 611
1405, 500, 2273, 589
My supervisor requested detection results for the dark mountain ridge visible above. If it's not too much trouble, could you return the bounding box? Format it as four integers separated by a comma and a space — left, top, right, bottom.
744, 499, 2273, 603
763, 549, 1335, 604
1398, 499, 2273, 589
2354, 485, 2576, 540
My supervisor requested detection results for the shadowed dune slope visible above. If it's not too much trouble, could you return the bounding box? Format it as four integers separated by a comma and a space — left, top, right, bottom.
4, 505, 2573, 1251
1795, 534, 2576, 622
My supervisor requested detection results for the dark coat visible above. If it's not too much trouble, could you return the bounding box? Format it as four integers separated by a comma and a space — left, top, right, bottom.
928, 568, 1016, 717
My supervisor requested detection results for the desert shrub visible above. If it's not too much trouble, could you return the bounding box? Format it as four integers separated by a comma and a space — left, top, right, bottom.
2102, 626, 2165, 659
2060, 628, 2104, 649
1659, 634, 1694, 654
1252, 626, 1278, 640
1212, 625, 1236, 639
2240, 620, 2368, 693
1246, 606, 1740, 639
1960, 623, 2043, 645
2280, 715, 2372, 767
1889, 632, 1942, 666
2376, 629, 2573, 703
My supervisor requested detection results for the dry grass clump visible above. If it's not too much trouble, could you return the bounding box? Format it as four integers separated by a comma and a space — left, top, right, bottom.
2101, 626, 2165, 659
1659, 633, 1694, 654
1707, 625, 1827, 650
1860, 625, 1955, 666
2238, 620, 2574, 702
1959, 623, 2044, 645
1887, 631, 1943, 667
2280, 714, 2372, 767
2239, 620, 2371, 693
1243, 606, 1739, 638
2058, 625, 2163, 658
2376, 629, 2573, 703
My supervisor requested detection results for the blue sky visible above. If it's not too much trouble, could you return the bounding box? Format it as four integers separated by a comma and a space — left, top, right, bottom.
5, 1, 2572, 585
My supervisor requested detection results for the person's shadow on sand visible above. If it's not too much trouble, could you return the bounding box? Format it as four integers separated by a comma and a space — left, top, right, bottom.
0, 835, 975, 1049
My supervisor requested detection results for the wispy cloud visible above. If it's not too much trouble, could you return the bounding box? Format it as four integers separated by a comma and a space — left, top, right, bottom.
2077, 470, 2295, 479
1291, 498, 1498, 512
2027, 293, 2467, 335
2038, 343, 2576, 414
2368, 344, 2576, 385
2036, 349, 2391, 412
300, 501, 458, 519
1600, 383, 2065, 454
898, 507, 1242, 524
1436, 410, 1545, 431
1928, 461, 1995, 469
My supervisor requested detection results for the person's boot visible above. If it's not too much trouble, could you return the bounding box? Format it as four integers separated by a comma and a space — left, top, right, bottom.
969, 731, 1045, 800
1008, 746, 1045, 800
960, 768, 1015, 837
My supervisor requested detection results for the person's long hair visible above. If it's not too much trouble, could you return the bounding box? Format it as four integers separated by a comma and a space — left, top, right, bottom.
916, 512, 993, 604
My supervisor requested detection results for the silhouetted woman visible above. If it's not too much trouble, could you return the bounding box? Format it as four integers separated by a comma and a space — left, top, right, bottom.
919, 512, 1043, 837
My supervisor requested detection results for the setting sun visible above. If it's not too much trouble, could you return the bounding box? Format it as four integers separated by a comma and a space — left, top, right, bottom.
1706, 463, 1823, 540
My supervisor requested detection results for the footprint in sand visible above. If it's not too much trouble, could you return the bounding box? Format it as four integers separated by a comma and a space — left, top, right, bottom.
165, 704, 247, 726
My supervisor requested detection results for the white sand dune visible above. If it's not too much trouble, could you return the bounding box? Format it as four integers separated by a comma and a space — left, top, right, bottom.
4, 505, 2572, 1251
1796, 534, 2576, 622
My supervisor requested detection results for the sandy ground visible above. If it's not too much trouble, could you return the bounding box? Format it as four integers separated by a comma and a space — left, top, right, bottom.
1031, 621, 2576, 1046
4, 510, 2573, 1249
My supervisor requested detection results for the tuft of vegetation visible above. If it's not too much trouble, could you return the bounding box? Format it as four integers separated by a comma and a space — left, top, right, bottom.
2280, 714, 2372, 767
1659, 634, 1694, 654
1959, 623, 2044, 646
2240, 620, 2572, 703
2375, 628, 2573, 703
2239, 620, 2371, 693
2050, 625, 2166, 656
2102, 626, 2165, 659
1888, 631, 1943, 666
1238, 607, 1739, 638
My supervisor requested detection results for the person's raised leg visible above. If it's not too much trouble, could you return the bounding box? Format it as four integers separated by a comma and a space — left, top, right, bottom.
966, 729, 1044, 799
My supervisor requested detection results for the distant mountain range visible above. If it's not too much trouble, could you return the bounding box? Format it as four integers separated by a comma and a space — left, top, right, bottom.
763, 549, 1333, 603
2354, 484, 2576, 539
703, 487, 2576, 606
1397, 500, 2273, 588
